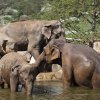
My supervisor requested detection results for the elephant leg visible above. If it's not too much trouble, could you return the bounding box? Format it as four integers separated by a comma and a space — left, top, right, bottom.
10, 75, 17, 92
74, 64, 94, 88
74, 70, 93, 88
62, 56, 72, 88
92, 72, 100, 89
62, 67, 72, 89
25, 80, 33, 96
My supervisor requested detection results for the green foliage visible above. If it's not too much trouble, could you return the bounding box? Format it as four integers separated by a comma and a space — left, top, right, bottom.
43, 0, 100, 44
0, 0, 100, 44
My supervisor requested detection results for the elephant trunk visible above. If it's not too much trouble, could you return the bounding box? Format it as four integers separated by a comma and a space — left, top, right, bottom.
10, 74, 18, 93
35, 51, 46, 66
46, 54, 52, 63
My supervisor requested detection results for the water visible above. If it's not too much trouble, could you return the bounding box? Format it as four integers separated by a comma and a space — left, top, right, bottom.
0, 81, 100, 100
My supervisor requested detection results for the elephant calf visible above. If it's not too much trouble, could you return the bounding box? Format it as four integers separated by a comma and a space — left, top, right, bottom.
41, 39, 100, 89
0, 52, 37, 95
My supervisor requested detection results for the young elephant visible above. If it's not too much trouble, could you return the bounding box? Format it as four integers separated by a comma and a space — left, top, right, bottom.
43, 39, 100, 89
0, 52, 37, 95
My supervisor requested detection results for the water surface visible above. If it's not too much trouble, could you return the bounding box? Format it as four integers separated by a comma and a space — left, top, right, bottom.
0, 81, 100, 100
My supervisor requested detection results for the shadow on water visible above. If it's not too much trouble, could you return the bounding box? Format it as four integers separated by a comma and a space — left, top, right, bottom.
0, 81, 100, 100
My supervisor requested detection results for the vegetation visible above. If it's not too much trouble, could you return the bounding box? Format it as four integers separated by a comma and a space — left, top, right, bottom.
0, 0, 100, 46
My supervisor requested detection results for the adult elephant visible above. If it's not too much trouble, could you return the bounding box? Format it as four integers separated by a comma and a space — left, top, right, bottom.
0, 20, 65, 57
0, 52, 37, 95
40, 39, 100, 89
0, 20, 65, 72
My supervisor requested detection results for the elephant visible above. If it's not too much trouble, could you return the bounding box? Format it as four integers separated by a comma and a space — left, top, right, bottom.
17, 51, 32, 63
0, 52, 38, 95
0, 20, 65, 72
0, 20, 65, 56
40, 39, 100, 89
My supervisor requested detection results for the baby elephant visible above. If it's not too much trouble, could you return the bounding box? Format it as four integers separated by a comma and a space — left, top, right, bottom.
0, 52, 37, 95
43, 39, 100, 89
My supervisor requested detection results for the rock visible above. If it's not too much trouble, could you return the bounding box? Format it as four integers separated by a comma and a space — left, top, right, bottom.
93, 42, 100, 53
52, 64, 61, 72
36, 69, 62, 81
55, 70, 62, 80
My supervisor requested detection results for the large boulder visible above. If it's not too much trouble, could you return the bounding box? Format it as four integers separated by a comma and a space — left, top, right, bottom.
93, 42, 100, 53
36, 71, 62, 81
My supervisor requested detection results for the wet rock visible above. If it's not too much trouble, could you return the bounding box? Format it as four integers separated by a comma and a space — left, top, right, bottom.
93, 42, 100, 53
36, 69, 62, 81
52, 64, 61, 72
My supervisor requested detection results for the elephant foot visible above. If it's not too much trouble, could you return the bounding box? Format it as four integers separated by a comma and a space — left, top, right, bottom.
93, 82, 100, 89
92, 74, 100, 89
23, 90, 32, 96
26, 93, 32, 96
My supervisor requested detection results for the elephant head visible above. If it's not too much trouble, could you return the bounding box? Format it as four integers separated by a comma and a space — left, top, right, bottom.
10, 63, 37, 95
0, 20, 65, 58
42, 20, 65, 40
44, 39, 66, 63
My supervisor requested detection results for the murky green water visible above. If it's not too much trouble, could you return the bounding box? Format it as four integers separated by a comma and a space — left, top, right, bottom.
0, 81, 100, 100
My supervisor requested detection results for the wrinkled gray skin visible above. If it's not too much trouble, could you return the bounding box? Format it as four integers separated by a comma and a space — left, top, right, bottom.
0, 52, 37, 95
0, 20, 65, 72
0, 20, 65, 57
42, 39, 100, 89
17, 51, 32, 63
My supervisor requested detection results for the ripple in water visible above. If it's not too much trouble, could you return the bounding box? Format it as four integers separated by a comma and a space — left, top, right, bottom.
0, 81, 100, 100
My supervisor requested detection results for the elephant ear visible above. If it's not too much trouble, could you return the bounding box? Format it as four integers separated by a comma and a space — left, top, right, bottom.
42, 25, 52, 39
11, 61, 21, 76
51, 46, 60, 60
